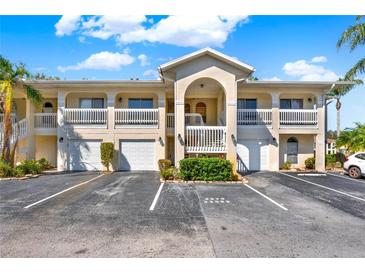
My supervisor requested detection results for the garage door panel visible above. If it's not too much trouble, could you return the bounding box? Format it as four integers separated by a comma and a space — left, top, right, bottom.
68, 140, 102, 171
119, 140, 156, 171
237, 139, 269, 171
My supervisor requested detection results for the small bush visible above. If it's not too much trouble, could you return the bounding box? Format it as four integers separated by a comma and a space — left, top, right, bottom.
100, 142, 114, 171
179, 157, 232, 181
37, 158, 53, 170
325, 154, 336, 165
16, 160, 41, 175
0, 160, 16, 177
305, 157, 315, 169
160, 167, 178, 180
335, 152, 346, 167
158, 159, 172, 171
281, 161, 292, 170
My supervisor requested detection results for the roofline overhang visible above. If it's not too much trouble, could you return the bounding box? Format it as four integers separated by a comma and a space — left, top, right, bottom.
241, 80, 355, 88
22, 80, 165, 88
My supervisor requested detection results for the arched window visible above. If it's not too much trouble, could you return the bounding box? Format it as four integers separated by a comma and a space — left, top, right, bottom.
287, 137, 298, 164
196, 102, 207, 123
43, 102, 53, 113
184, 103, 191, 113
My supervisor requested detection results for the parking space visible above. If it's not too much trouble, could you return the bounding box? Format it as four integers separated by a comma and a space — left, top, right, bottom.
1, 170, 365, 257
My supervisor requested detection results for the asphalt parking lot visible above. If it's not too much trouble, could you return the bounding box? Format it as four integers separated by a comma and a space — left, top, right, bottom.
0, 171, 364, 257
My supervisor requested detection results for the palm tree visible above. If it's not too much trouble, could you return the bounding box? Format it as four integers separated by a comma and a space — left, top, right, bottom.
334, 16, 365, 136
336, 123, 365, 153
337, 16, 365, 80
0, 56, 43, 165
327, 77, 363, 137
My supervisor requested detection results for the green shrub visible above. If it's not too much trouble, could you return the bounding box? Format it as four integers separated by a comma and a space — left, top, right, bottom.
16, 160, 41, 175
179, 157, 232, 181
0, 160, 16, 177
100, 142, 114, 171
281, 161, 292, 170
160, 167, 178, 180
335, 152, 346, 167
158, 159, 172, 171
325, 154, 336, 165
305, 157, 315, 169
37, 158, 53, 170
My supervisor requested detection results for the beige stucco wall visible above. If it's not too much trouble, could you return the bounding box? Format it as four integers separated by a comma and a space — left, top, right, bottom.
35, 136, 57, 166
13, 98, 26, 119
237, 92, 272, 108
279, 134, 315, 168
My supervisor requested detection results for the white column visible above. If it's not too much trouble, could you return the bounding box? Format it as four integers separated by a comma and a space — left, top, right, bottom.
175, 81, 185, 167
157, 91, 166, 159
57, 91, 67, 171
270, 92, 280, 171
106, 91, 116, 130
315, 94, 325, 171
25, 99, 35, 160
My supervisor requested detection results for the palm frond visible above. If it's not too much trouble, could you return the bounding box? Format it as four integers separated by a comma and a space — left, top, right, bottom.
24, 84, 43, 106
337, 23, 365, 51
0, 55, 15, 81
345, 57, 365, 79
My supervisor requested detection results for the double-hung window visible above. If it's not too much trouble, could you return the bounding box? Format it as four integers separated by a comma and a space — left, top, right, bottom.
280, 99, 303, 109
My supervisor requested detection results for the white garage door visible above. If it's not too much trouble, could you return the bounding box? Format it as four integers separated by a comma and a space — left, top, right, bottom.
237, 139, 269, 171
68, 140, 102, 171
119, 140, 156, 171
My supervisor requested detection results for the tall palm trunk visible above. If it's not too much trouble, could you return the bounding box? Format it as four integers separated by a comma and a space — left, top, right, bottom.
336, 98, 342, 138
1, 82, 13, 163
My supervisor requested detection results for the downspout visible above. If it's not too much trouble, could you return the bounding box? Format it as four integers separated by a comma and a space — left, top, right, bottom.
325, 83, 336, 155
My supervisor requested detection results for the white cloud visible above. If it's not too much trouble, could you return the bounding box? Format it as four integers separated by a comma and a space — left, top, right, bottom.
55, 15, 81, 36
138, 54, 150, 67
57, 51, 134, 72
143, 69, 159, 79
55, 15, 249, 48
282, 59, 339, 81
311, 56, 327, 63
262, 76, 281, 81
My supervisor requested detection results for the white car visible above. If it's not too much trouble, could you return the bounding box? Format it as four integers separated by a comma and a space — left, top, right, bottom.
343, 152, 365, 179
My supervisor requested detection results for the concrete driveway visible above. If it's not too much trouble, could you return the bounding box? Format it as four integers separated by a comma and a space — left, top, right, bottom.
1, 170, 364, 257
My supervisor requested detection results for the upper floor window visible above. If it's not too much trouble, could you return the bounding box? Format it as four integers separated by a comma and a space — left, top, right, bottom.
238, 99, 257, 109
280, 99, 303, 109
128, 98, 153, 109
80, 98, 104, 109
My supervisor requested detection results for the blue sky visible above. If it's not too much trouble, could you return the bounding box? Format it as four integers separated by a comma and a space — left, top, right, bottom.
0, 15, 364, 130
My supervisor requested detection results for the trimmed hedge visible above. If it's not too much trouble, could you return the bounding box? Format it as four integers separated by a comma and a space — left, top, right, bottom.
100, 142, 114, 171
305, 157, 315, 169
179, 157, 232, 181
325, 154, 336, 165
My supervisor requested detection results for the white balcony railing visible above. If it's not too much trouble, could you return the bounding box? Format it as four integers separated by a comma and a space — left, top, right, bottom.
0, 118, 28, 149
0, 113, 16, 124
280, 109, 318, 126
166, 113, 204, 129
63, 108, 107, 124
237, 109, 272, 125
115, 109, 159, 126
34, 113, 57, 128
185, 126, 227, 153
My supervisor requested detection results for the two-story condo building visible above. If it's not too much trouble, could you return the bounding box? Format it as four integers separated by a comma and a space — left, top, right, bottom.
3, 48, 351, 172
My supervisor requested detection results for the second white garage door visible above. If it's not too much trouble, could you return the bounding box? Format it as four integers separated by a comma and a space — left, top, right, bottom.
237, 139, 269, 171
68, 139, 103, 171
119, 140, 156, 171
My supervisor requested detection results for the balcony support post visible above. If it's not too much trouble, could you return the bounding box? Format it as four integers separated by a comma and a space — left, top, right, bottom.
25, 98, 35, 160
270, 92, 280, 171
57, 90, 67, 171
315, 94, 325, 171
106, 91, 116, 130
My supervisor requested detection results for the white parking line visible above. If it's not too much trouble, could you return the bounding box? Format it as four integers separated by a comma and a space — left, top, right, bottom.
24, 173, 105, 209
327, 173, 365, 185
149, 183, 164, 211
279, 172, 365, 202
244, 184, 288, 211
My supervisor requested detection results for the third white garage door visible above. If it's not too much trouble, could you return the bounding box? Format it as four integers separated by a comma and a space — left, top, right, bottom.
119, 140, 156, 171
237, 139, 269, 171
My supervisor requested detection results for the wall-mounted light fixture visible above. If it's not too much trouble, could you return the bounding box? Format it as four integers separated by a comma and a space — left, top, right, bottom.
59, 137, 64, 143
308, 98, 312, 103
118, 97, 122, 102
178, 133, 185, 145
158, 136, 164, 146
231, 134, 237, 145
200, 83, 204, 88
